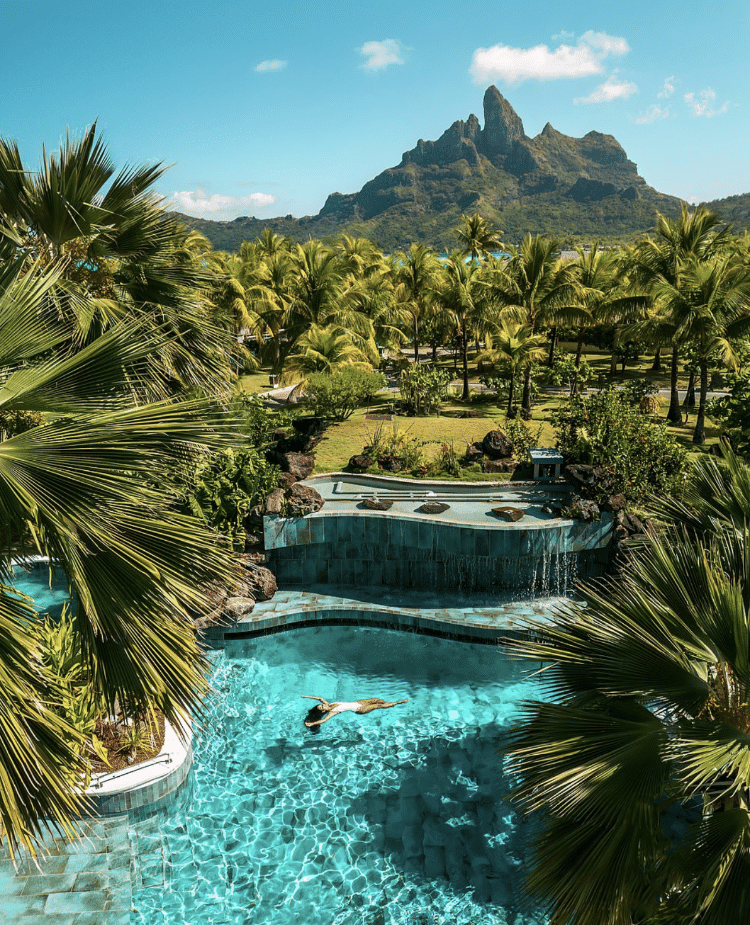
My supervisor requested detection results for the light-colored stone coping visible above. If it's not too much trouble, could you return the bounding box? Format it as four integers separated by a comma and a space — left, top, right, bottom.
86, 718, 190, 797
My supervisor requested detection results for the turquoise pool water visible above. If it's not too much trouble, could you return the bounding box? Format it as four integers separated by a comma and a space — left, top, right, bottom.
128, 626, 542, 925
9, 560, 72, 619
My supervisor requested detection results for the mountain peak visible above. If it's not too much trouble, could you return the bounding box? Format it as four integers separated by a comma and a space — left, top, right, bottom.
480, 86, 525, 155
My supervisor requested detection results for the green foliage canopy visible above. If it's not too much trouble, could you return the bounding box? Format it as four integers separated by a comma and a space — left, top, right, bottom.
305, 367, 386, 421
553, 386, 687, 501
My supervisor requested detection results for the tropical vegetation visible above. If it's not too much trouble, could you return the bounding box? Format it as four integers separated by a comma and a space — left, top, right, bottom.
0, 128, 243, 855
506, 448, 750, 925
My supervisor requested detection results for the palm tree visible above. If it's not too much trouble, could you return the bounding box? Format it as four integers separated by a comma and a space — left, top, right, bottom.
282, 324, 373, 392
455, 213, 502, 263
0, 261, 240, 856
281, 240, 375, 371
628, 205, 732, 424
507, 448, 750, 925
569, 245, 649, 393
0, 124, 238, 398
394, 243, 441, 363
490, 234, 577, 417
482, 318, 547, 415
434, 254, 492, 400
650, 253, 750, 443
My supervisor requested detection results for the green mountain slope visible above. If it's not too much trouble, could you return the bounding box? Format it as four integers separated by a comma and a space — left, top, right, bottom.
175, 87, 686, 252
702, 192, 750, 231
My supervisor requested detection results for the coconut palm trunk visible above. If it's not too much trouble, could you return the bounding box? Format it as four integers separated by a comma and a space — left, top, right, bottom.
667, 346, 682, 424
547, 326, 558, 365
693, 355, 709, 444
507, 374, 516, 416
461, 325, 470, 401
521, 365, 532, 418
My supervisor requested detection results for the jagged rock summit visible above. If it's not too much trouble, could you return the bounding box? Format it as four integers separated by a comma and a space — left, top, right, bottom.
393, 87, 645, 206
175, 87, 684, 251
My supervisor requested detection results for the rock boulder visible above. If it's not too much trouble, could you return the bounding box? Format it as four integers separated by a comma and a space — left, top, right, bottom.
360, 498, 393, 511
418, 502, 450, 514
285, 483, 324, 516
482, 429, 514, 459
279, 452, 315, 481
492, 506, 524, 522
348, 454, 373, 472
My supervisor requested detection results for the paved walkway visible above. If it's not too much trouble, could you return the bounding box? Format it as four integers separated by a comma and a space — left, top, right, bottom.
0, 818, 132, 924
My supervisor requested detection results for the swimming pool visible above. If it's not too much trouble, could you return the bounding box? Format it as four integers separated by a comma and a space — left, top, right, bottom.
9, 559, 72, 619
128, 625, 542, 925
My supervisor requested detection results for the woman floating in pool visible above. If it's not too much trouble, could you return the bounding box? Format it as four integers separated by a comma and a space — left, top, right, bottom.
302, 695, 409, 729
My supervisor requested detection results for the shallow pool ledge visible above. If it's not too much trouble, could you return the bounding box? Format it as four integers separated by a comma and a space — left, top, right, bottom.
84, 720, 192, 819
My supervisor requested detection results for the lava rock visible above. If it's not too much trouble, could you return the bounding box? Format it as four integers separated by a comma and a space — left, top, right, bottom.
601, 493, 627, 513
264, 488, 285, 515
348, 454, 373, 472
481, 458, 518, 474
563, 463, 595, 488
620, 510, 646, 535
292, 416, 324, 437
276, 471, 299, 490
418, 501, 450, 514
285, 483, 324, 516
223, 597, 256, 618
491, 506, 524, 522
568, 497, 600, 522
464, 444, 484, 465
378, 454, 404, 472
244, 504, 265, 531
482, 429, 514, 459
241, 565, 278, 602
279, 452, 315, 480
360, 498, 393, 510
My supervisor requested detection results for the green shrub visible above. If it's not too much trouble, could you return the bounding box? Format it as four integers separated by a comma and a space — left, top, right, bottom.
552, 387, 687, 502
231, 393, 299, 448
502, 418, 543, 461
707, 371, 750, 458
539, 352, 593, 396
399, 364, 451, 415
305, 367, 385, 421
364, 423, 425, 471
178, 446, 278, 549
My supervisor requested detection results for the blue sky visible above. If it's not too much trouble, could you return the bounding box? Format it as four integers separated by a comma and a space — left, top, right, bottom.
2, 0, 748, 222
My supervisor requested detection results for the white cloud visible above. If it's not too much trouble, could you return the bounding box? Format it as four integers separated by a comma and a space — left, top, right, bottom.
169, 190, 277, 218
359, 39, 405, 71
634, 104, 670, 124
658, 75, 676, 99
255, 59, 287, 73
551, 30, 575, 41
470, 30, 629, 85
575, 73, 637, 104
683, 88, 729, 118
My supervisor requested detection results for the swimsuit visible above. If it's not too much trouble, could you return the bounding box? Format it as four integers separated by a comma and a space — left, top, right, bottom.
329, 701, 363, 715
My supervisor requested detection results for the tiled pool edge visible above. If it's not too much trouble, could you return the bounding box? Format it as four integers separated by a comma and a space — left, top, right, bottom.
85, 721, 193, 820
203, 587, 569, 648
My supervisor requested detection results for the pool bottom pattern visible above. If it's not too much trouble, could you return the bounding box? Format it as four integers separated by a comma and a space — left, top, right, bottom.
128, 627, 542, 925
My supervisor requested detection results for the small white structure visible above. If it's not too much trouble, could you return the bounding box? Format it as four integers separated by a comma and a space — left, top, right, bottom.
529, 448, 564, 480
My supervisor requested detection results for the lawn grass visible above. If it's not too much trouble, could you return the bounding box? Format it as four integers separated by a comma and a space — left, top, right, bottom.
238, 371, 277, 394
238, 354, 723, 476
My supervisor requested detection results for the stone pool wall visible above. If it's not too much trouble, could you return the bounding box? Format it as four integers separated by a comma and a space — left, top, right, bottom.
265, 511, 612, 594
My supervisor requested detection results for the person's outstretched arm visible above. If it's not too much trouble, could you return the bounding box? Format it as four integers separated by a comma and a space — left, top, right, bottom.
302, 695, 330, 707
